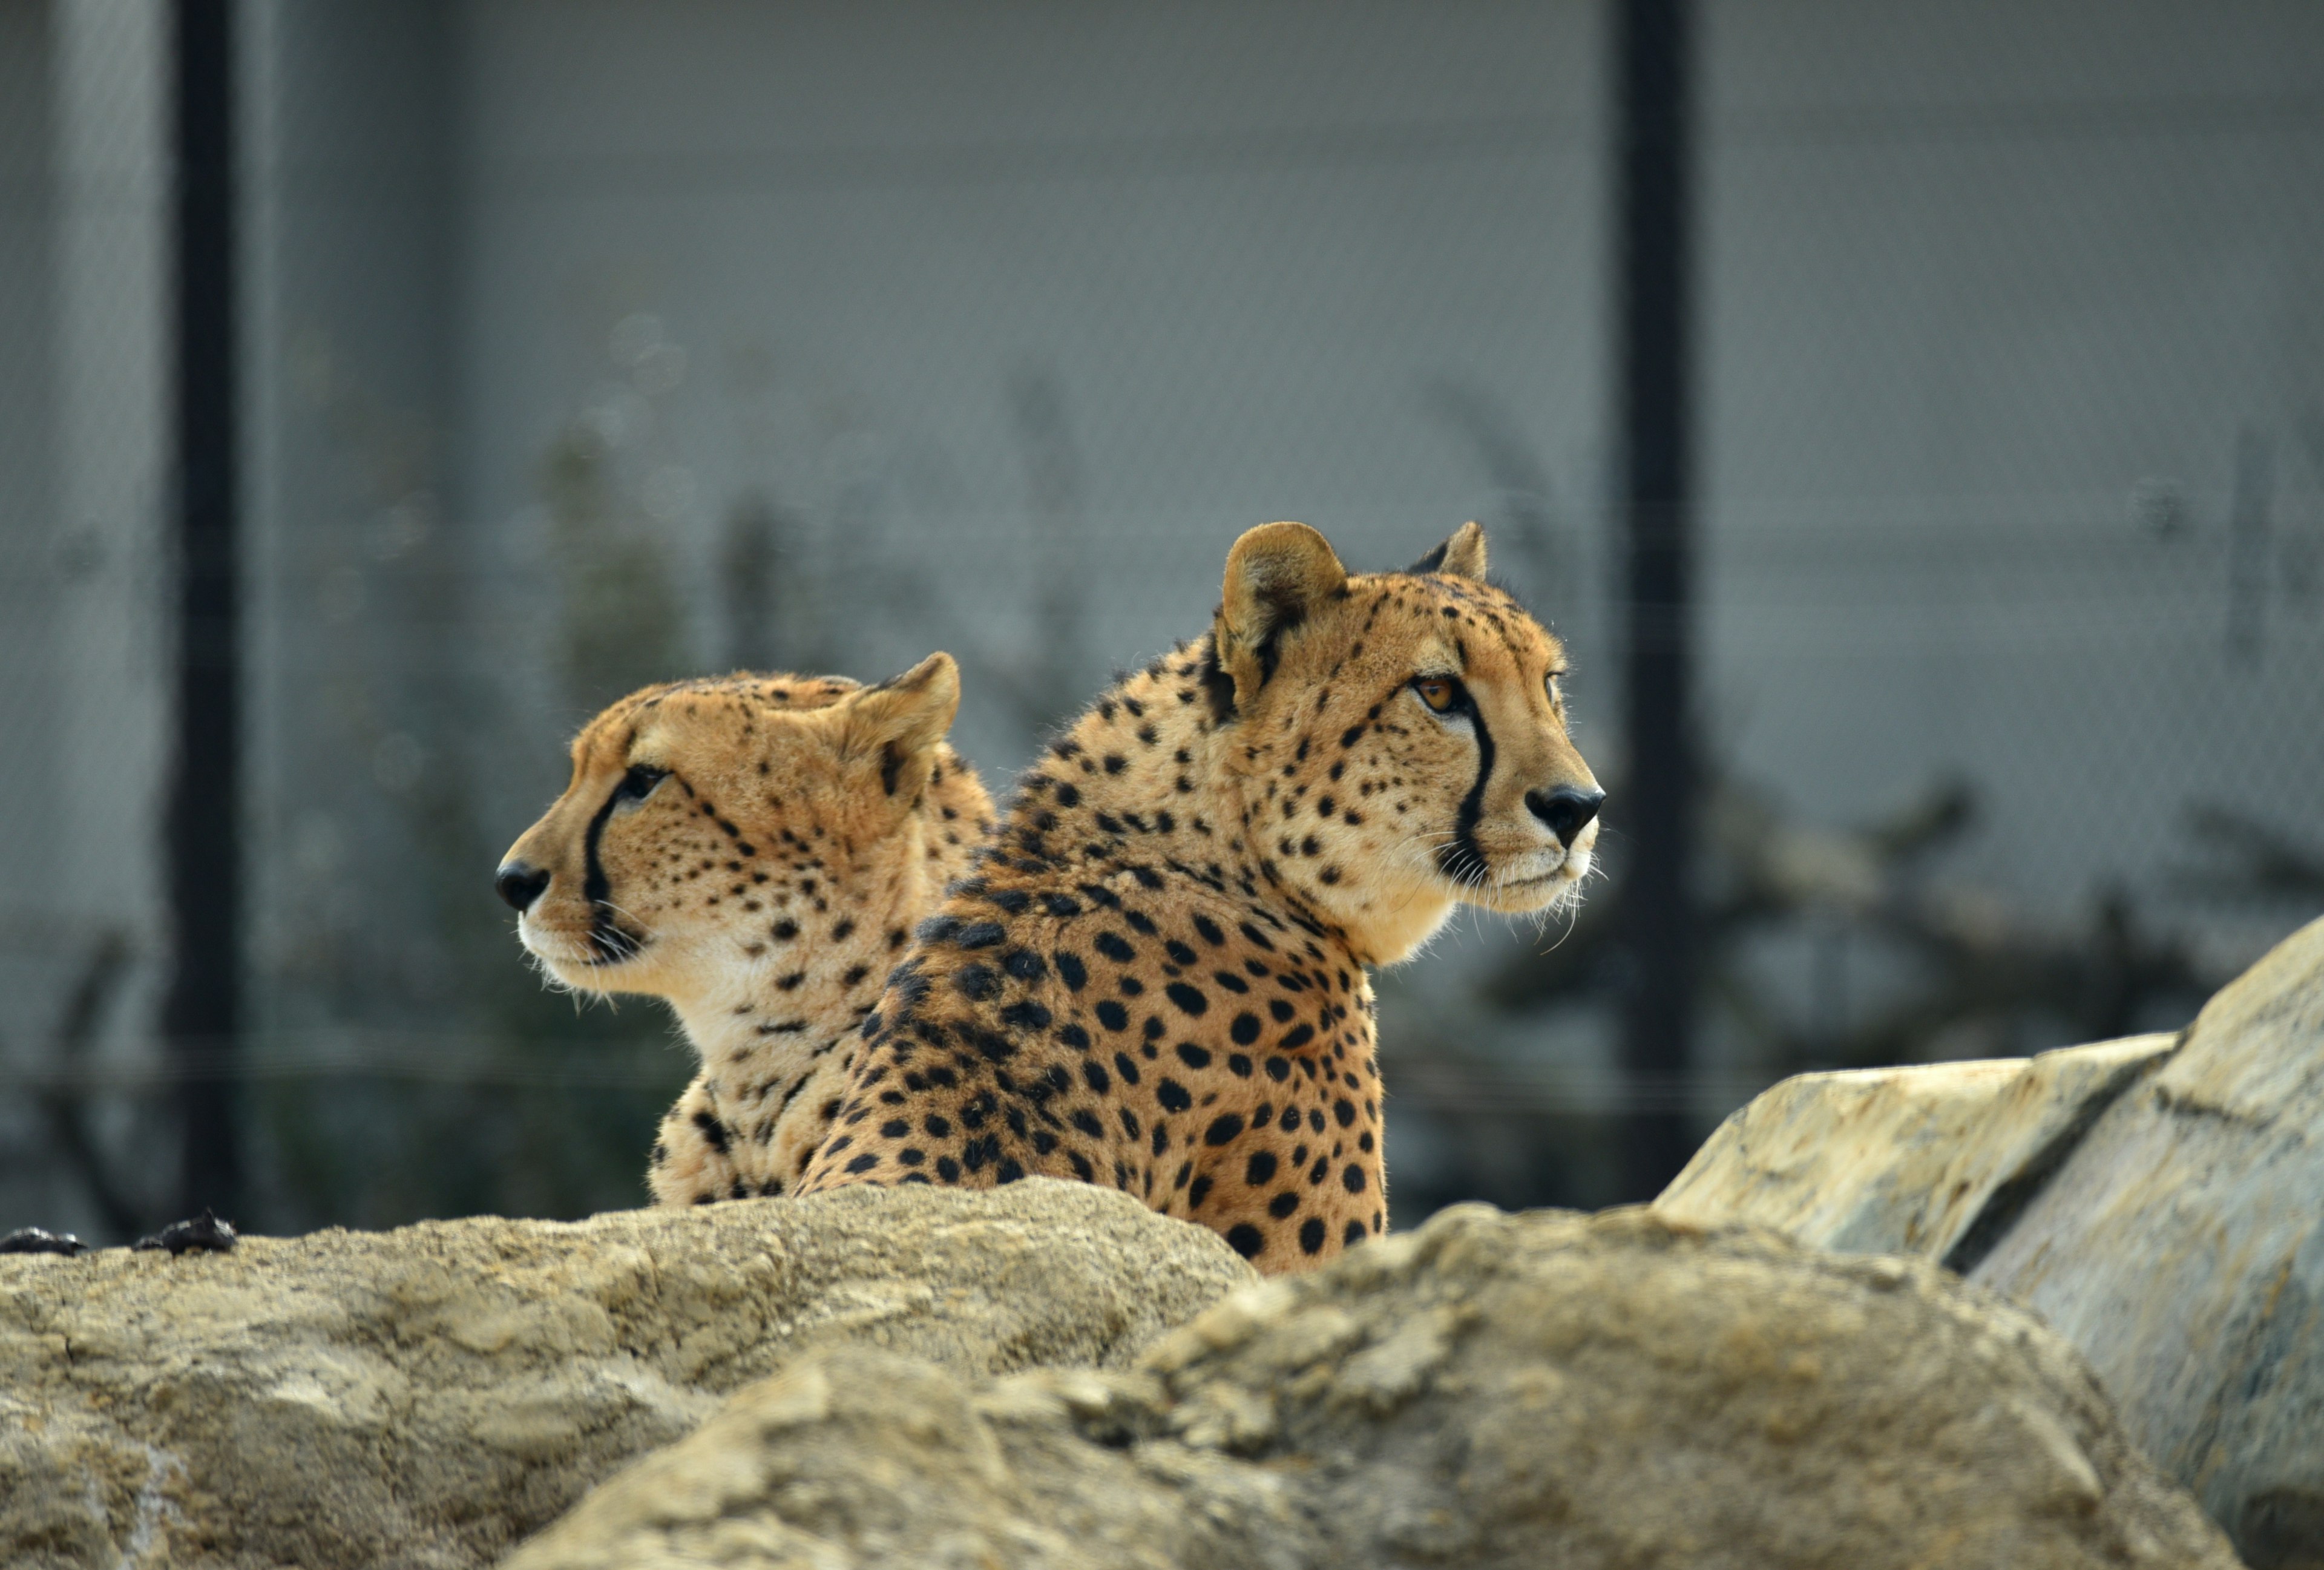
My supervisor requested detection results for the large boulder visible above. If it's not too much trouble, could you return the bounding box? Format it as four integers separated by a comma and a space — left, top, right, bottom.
508, 1204, 2241, 1570
1972, 919, 2324, 1569
1655, 914, 2324, 1570
1655, 1033, 2176, 1270
0, 1180, 1253, 1570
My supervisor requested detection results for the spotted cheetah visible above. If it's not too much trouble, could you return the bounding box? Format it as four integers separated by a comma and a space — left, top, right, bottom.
494, 654, 994, 1205
796, 522, 1604, 1272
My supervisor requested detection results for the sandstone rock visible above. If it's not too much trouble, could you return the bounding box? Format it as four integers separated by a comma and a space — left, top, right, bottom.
1970, 918, 2324, 1570
1655, 1033, 2176, 1267
508, 1203, 2241, 1570
0, 1180, 1253, 1570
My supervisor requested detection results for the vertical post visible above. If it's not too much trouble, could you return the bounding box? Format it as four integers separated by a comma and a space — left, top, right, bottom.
1613, 0, 1699, 1198
163, 0, 241, 1221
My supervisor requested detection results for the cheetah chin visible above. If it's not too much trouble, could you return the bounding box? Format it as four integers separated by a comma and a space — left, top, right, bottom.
494, 654, 995, 1207
795, 520, 1602, 1274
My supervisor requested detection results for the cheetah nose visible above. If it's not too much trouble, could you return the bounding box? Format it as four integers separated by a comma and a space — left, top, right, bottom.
495, 861, 551, 913
1526, 786, 1605, 849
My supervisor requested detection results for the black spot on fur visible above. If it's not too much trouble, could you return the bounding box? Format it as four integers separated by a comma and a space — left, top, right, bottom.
692, 1111, 730, 1155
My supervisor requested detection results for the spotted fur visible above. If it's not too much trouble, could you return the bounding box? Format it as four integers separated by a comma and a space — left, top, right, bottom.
496, 654, 994, 1204
796, 523, 1603, 1272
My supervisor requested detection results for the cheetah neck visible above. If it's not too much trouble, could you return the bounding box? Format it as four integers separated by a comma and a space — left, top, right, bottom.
663, 914, 902, 1082
663, 769, 989, 1086
1005, 649, 1373, 961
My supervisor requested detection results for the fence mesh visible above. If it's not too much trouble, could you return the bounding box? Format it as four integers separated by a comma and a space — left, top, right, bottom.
1, 0, 2319, 1239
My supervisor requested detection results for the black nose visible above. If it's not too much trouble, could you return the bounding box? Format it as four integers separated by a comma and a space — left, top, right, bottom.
496, 861, 550, 912
1526, 786, 1605, 849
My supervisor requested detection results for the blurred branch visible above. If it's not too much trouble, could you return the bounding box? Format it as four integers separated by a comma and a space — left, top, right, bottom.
2178, 802, 2324, 902
836, 366, 1095, 740
1488, 772, 2227, 1070
1420, 376, 1566, 598
19, 931, 149, 1238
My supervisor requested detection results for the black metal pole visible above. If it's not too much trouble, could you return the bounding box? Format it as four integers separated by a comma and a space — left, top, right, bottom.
1613, 0, 1699, 1199
163, 0, 242, 1223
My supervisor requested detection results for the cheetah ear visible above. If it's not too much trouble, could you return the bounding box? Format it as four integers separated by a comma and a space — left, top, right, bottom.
1409, 521, 1488, 580
837, 652, 959, 798
1213, 521, 1348, 713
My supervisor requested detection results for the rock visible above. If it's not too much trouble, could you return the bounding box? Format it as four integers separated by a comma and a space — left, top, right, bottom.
1655, 1033, 2177, 1269
0, 1180, 1253, 1570
1655, 915, 2324, 1570
1969, 918, 2324, 1570
508, 1204, 2241, 1570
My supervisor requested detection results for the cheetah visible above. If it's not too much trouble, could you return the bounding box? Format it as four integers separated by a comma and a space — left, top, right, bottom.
797, 521, 1603, 1272
494, 654, 995, 1205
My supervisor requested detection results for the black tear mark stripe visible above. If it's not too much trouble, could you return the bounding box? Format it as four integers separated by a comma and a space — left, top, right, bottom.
1438, 693, 1495, 888
583, 773, 649, 961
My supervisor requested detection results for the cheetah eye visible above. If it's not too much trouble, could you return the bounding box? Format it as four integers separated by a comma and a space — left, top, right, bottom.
1411, 677, 1461, 714
614, 764, 669, 804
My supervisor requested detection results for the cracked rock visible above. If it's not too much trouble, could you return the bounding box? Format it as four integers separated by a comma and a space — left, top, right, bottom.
510, 1204, 2240, 1570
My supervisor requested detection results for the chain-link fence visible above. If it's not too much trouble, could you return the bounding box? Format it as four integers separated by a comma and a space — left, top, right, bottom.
2, 0, 2319, 1240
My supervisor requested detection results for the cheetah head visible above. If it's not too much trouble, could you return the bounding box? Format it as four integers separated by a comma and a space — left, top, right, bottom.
1210, 521, 1603, 963
495, 652, 978, 1003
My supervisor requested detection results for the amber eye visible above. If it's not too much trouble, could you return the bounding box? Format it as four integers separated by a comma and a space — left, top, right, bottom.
614, 764, 669, 804
1413, 677, 1457, 713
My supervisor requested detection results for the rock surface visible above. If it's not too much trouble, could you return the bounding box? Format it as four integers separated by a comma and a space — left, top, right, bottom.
0, 1180, 1253, 1570
1972, 918, 2324, 1570
1655, 914, 2324, 1570
509, 1203, 2242, 1570
1656, 1033, 2176, 1269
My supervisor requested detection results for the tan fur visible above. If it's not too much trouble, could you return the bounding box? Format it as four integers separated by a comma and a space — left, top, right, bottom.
497, 654, 994, 1204
797, 523, 1601, 1272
